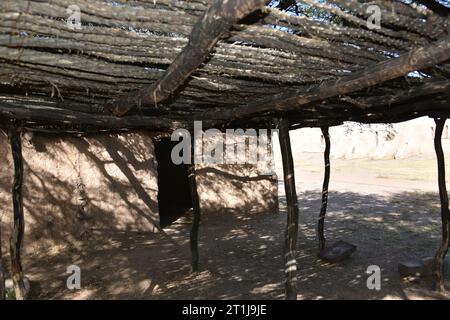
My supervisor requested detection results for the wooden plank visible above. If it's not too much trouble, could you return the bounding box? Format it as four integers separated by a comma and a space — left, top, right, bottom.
8, 126, 27, 300
318, 126, 331, 251
433, 117, 450, 291
278, 119, 299, 300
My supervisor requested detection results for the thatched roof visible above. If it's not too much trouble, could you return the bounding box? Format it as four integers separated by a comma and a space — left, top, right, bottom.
0, 0, 449, 133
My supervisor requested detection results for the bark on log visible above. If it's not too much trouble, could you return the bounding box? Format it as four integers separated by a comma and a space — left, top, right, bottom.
189, 139, 201, 273
278, 119, 299, 300
433, 117, 450, 292
105, 0, 268, 116
203, 36, 450, 121
8, 126, 27, 300
318, 127, 331, 252
0, 103, 193, 131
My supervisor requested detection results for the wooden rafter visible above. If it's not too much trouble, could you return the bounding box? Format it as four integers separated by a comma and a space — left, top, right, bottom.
105, 0, 268, 117
203, 36, 450, 122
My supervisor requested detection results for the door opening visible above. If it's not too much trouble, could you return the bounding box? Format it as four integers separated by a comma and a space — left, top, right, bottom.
154, 138, 193, 228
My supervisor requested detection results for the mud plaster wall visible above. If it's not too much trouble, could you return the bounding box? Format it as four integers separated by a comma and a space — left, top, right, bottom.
195, 132, 278, 215
196, 164, 278, 215
0, 131, 278, 253
0, 131, 160, 254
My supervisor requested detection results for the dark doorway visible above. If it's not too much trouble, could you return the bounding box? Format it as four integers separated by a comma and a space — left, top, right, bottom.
154, 138, 193, 228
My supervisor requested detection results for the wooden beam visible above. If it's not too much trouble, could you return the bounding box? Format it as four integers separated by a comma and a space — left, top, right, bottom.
203, 36, 450, 121
0, 104, 190, 131
318, 126, 331, 252
360, 80, 450, 108
433, 117, 450, 292
105, 0, 268, 117
278, 119, 299, 300
8, 126, 27, 300
188, 138, 201, 273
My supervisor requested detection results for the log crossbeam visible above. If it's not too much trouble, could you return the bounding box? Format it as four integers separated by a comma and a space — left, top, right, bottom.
105, 0, 268, 117
203, 36, 450, 122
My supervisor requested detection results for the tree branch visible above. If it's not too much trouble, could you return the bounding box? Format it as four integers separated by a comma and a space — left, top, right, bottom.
105, 0, 268, 117
203, 36, 450, 122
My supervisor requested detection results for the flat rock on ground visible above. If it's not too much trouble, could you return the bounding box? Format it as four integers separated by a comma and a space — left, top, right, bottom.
399, 257, 448, 278
318, 241, 357, 263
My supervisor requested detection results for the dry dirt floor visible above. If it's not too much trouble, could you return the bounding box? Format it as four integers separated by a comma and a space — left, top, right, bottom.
6, 154, 450, 299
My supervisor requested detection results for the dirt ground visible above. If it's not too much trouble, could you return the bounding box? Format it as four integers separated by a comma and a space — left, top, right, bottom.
5, 153, 450, 300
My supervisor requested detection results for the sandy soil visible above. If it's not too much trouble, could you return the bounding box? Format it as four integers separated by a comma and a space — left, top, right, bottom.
5, 154, 450, 300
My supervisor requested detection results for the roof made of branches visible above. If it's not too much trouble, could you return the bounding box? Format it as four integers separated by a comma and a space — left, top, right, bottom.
0, 0, 449, 133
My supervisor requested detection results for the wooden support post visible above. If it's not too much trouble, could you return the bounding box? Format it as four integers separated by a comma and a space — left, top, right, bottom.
0, 142, 5, 299
0, 211, 5, 300
188, 137, 200, 273
318, 126, 331, 252
278, 119, 299, 300
433, 117, 450, 292
8, 127, 27, 300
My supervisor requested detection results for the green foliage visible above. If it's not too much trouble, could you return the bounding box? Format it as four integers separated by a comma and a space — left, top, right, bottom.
270, 0, 343, 24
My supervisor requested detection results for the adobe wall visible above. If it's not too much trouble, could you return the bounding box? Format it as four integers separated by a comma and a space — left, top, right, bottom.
0, 131, 160, 253
0, 131, 278, 253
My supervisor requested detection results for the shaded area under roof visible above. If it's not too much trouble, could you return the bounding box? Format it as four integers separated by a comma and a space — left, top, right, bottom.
0, 0, 449, 133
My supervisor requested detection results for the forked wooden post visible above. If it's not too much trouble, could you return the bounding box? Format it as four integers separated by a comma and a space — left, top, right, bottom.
433, 117, 450, 292
8, 126, 27, 300
278, 119, 299, 300
188, 136, 201, 273
318, 127, 331, 251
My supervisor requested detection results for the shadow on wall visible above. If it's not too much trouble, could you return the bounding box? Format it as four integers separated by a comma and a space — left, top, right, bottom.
0, 131, 160, 252
0, 131, 279, 254
22, 189, 446, 299
196, 165, 278, 216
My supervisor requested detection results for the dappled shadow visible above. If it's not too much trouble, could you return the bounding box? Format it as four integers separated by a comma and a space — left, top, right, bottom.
0, 132, 161, 251
0, 131, 284, 299
15, 187, 450, 300
196, 164, 278, 215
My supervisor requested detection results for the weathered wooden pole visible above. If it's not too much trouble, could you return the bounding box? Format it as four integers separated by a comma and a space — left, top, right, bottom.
433, 117, 450, 292
0, 145, 5, 299
0, 210, 5, 300
278, 119, 299, 300
188, 136, 201, 273
318, 126, 331, 252
8, 126, 27, 300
